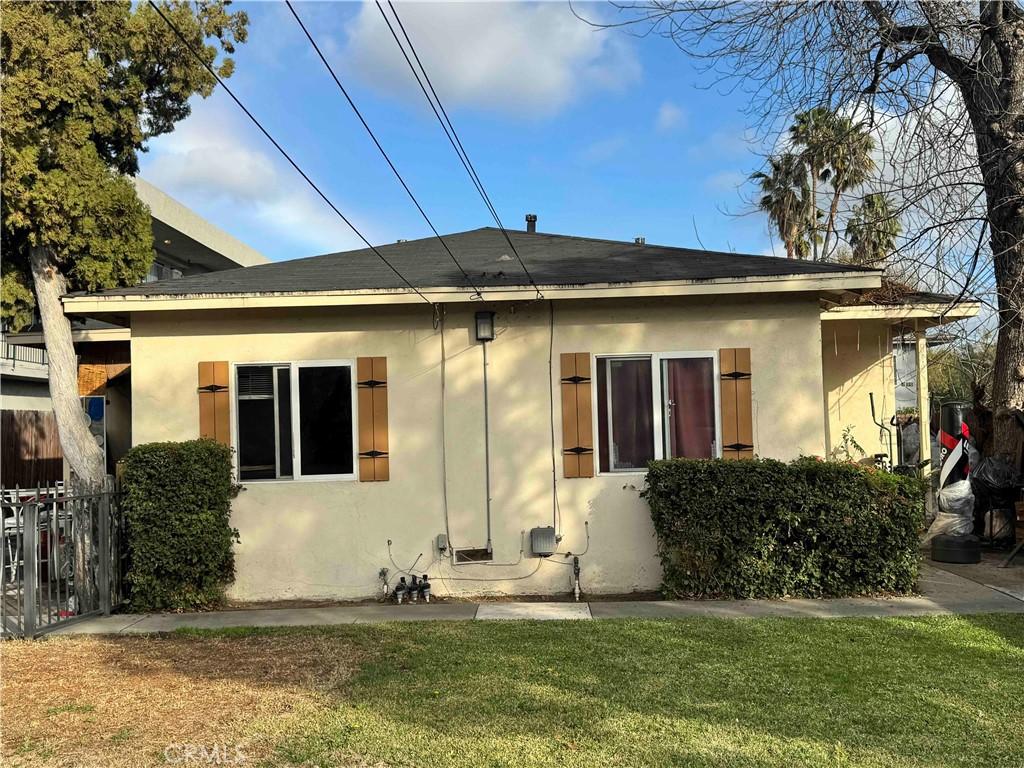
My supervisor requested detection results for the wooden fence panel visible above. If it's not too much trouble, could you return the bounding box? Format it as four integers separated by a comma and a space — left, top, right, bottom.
1, 410, 63, 488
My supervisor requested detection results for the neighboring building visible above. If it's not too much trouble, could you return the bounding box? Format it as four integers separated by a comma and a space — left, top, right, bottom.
3, 179, 267, 480
63, 224, 978, 599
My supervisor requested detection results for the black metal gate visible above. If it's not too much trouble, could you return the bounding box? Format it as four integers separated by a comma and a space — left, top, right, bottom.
1, 481, 125, 637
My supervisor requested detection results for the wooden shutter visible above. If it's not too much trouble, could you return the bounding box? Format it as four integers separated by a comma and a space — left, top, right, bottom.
198, 361, 230, 445
560, 352, 594, 478
357, 357, 389, 481
719, 348, 754, 459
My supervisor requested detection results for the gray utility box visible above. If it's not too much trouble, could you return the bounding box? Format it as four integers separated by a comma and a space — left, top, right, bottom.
530, 526, 557, 557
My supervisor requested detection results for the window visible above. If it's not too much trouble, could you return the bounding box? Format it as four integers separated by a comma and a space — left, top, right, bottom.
596, 353, 719, 472
597, 357, 655, 471
235, 361, 354, 481
660, 357, 717, 460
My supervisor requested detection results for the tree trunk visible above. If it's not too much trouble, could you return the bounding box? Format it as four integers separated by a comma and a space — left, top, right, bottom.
821, 189, 842, 261
810, 172, 819, 262
986, 192, 1024, 464
965, 4, 1024, 464
29, 246, 105, 486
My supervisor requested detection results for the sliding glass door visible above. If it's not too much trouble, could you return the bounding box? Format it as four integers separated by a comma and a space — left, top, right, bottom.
660, 356, 717, 459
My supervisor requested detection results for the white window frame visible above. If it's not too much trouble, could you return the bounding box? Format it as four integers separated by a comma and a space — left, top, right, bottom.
593, 351, 722, 476
230, 359, 359, 483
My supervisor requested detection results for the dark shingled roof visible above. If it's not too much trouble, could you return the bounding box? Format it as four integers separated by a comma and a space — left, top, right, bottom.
92, 227, 876, 297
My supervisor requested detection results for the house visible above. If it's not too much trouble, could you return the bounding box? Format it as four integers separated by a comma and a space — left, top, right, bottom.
4, 179, 268, 479
61, 222, 979, 599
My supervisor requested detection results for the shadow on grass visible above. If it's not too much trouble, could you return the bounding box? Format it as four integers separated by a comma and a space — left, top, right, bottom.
82, 614, 1024, 768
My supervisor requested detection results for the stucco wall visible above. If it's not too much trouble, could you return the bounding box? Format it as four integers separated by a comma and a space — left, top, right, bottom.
130, 294, 827, 600
821, 319, 896, 460
1, 377, 52, 411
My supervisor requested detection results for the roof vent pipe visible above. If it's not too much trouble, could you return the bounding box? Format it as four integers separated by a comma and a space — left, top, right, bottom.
525, 213, 537, 233
635, 236, 646, 245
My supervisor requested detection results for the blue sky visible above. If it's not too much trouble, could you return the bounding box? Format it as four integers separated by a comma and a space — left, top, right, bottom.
140, 1, 779, 262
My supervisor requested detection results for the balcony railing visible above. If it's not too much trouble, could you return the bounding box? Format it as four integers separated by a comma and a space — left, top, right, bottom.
1, 340, 48, 367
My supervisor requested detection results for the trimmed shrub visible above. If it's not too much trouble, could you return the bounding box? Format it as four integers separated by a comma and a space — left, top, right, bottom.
121, 439, 240, 612
643, 457, 925, 599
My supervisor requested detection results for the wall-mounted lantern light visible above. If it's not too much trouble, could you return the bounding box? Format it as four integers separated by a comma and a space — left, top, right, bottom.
475, 311, 496, 342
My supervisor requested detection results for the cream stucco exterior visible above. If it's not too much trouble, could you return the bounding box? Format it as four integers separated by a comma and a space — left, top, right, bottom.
130, 293, 830, 600
821, 319, 898, 460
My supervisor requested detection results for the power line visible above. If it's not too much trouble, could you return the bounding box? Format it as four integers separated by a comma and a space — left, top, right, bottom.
147, 0, 433, 306
375, 0, 544, 299
285, 1, 483, 300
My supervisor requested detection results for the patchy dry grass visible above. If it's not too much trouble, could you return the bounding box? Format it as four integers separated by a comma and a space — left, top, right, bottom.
1, 631, 365, 767
1, 615, 1022, 767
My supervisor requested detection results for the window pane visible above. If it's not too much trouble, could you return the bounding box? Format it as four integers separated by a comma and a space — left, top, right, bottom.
237, 365, 276, 480
597, 358, 654, 471
276, 367, 293, 477
298, 365, 353, 476
662, 357, 716, 459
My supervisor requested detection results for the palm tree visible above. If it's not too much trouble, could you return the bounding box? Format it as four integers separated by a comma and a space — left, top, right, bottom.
819, 117, 876, 259
845, 193, 901, 266
751, 153, 811, 259
789, 107, 834, 261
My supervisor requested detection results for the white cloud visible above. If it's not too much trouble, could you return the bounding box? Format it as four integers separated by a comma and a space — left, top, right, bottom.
655, 101, 685, 133
576, 136, 627, 166
338, 2, 641, 116
140, 100, 369, 256
687, 128, 758, 160
705, 170, 746, 192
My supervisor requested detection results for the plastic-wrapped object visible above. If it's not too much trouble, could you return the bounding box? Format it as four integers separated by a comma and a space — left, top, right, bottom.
971, 456, 1021, 542
923, 480, 975, 544
971, 456, 1021, 508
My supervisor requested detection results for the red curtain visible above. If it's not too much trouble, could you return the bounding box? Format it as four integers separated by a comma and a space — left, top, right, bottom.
607, 359, 654, 470
664, 358, 716, 459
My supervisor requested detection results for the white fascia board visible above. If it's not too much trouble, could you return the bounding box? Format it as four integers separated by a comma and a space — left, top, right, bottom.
5, 327, 132, 345
820, 302, 982, 323
63, 271, 882, 315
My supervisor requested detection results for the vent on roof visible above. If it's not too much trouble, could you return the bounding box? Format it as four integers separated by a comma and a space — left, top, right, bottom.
525, 213, 537, 233
635, 236, 646, 246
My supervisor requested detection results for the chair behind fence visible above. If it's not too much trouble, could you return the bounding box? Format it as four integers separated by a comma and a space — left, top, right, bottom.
1, 482, 125, 637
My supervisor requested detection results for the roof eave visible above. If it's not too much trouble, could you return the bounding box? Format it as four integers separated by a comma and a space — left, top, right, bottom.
63, 271, 882, 314
820, 301, 982, 325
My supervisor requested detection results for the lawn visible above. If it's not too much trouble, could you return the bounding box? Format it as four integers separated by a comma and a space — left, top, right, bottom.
2, 614, 1022, 767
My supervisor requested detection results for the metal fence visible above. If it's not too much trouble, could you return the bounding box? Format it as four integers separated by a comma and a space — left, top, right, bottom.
1, 482, 125, 638
1, 340, 48, 366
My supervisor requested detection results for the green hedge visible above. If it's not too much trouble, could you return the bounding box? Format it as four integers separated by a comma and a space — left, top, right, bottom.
642, 458, 924, 599
121, 439, 240, 612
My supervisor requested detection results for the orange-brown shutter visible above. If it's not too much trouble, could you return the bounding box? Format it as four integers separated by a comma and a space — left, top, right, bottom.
720, 348, 754, 459
357, 357, 389, 481
560, 352, 594, 478
198, 362, 230, 445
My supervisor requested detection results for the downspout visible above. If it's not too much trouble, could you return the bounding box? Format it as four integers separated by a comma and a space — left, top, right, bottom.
482, 339, 493, 554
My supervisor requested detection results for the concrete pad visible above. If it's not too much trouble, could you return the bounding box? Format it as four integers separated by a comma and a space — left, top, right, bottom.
46, 561, 1021, 637
51, 603, 478, 635
476, 602, 591, 621
928, 554, 1024, 602
591, 565, 1024, 620
50, 614, 152, 635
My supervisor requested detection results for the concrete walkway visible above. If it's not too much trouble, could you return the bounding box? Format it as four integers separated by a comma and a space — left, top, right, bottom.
53, 564, 1023, 636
